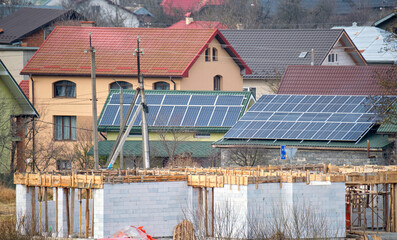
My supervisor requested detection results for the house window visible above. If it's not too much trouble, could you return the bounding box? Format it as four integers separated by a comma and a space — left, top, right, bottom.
212, 48, 218, 61
205, 48, 210, 62
110, 81, 132, 90
57, 159, 71, 170
154, 81, 170, 90
54, 80, 76, 98
194, 133, 210, 138
54, 116, 76, 140
213, 75, 221, 91
328, 53, 337, 63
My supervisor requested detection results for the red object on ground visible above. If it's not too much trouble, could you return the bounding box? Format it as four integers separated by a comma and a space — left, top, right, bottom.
98, 226, 157, 240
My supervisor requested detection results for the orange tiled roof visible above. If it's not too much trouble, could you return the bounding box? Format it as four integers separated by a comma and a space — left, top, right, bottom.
21, 26, 251, 77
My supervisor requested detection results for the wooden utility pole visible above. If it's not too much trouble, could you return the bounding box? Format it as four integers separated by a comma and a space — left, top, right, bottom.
89, 32, 99, 170
135, 36, 150, 169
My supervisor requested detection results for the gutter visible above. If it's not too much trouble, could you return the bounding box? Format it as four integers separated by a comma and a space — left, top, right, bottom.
212, 144, 384, 152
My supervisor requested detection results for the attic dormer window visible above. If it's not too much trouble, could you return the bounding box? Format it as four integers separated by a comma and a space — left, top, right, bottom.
205, 48, 210, 62
328, 53, 337, 63
212, 48, 218, 61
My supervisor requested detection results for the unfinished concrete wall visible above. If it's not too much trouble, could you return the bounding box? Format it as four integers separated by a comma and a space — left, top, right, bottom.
94, 181, 189, 238
17, 180, 346, 239
16, 185, 93, 237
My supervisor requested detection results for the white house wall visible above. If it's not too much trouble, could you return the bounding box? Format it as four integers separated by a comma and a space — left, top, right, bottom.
322, 41, 357, 66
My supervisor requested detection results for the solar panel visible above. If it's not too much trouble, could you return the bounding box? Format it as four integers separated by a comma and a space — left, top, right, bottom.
224, 95, 382, 142
99, 93, 247, 128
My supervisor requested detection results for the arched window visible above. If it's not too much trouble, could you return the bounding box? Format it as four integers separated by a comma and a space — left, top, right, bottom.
53, 80, 76, 98
154, 81, 170, 90
213, 75, 222, 91
205, 48, 210, 62
212, 48, 218, 61
109, 81, 132, 90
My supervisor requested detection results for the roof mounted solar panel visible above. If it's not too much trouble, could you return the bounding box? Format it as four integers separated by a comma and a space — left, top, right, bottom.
224, 94, 389, 142
98, 92, 249, 128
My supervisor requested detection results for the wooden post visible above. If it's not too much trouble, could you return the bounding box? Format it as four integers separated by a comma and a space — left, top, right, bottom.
31, 187, 36, 235
393, 184, 397, 232
91, 189, 94, 237
70, 188, 75, 235
38, 187, 42, 235
65, 189, 70, 236
55, 187, 58, 234
204, 187, 208, 237
85, 189, 90, 238
44, 187, 48, 233
79, 189, 82, 237
211, 187, 214, 237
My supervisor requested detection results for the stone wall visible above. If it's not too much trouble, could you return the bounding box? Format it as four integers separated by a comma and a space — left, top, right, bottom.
221, 148, 386, 166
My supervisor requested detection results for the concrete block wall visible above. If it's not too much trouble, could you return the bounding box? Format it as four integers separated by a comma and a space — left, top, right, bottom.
292, 182, 346, 237
17, 181, 346, 239
95, 181, 188, 238
213, 185, 248, 238
246, 182, 345, 238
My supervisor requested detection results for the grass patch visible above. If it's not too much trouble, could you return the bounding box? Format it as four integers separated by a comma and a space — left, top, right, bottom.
0, 183, 15, 205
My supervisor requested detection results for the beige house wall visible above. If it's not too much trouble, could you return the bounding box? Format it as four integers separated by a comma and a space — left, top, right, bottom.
181, 39, 244, 91
0, 49, 36, 83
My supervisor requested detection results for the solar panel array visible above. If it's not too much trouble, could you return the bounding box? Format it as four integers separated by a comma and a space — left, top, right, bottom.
224, 95, 379, 142
99, 93, 246, 127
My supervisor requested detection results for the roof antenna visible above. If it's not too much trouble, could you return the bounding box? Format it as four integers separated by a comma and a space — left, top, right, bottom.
311, 48, 314, 66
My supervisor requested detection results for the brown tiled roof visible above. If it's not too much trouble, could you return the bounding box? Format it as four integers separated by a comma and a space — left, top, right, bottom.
19, 80, 29, 98
0, 7, 80, 44
277, 65, 396, 95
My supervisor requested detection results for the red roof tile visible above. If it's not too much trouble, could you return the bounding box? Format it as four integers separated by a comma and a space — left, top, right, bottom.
278, 65, 396, 95
19, 80, 29, 98
169, 20, 228, 29
161, 0, 224, 16
21, 26, 251, 77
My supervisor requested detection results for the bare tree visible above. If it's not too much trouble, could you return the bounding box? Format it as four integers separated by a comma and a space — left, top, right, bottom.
226, 147, 267, 167
197, 0, 270, 29
61, 0, 130, 27
274, 0, 306, 29
71, 127, 94, 170
183, 200, 245, 240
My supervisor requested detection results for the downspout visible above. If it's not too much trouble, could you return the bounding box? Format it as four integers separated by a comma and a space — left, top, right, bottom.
30, 74, 36, 172
170, 77, 176, 90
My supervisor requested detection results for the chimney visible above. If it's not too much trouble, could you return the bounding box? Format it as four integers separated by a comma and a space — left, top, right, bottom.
81, 21, 96, 27
185, 12, 193, 25
236, 23, 244, 30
